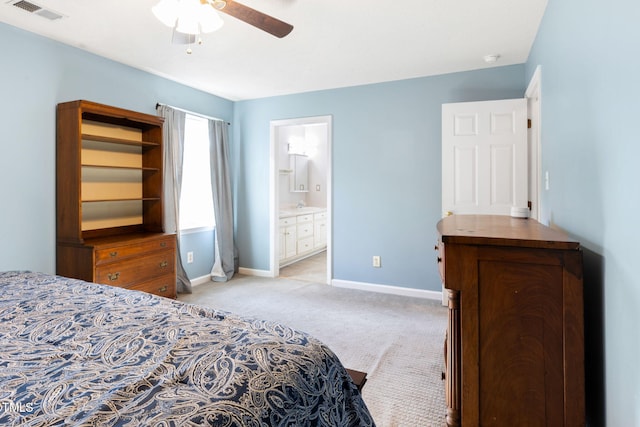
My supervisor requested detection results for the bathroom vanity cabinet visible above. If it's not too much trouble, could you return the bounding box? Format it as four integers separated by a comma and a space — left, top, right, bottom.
436, 215, 584, 426
279, 209, 327, 266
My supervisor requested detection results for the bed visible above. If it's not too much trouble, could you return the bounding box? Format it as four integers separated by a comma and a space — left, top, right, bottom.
0, 271, 375, 426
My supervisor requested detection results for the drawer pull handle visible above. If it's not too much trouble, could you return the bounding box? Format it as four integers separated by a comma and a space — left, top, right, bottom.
159, 261, 168, 268
158, 286, 168, 292
107, 272, 120, 281
437, 257, 442, 263
160, 242, 167, 247
434, 245, 439, 251
110, 251, 118, 257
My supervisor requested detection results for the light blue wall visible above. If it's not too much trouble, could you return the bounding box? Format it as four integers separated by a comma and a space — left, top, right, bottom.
526, 1, 640, 425
0, 22, 233, 276
180, 229, 216, 279
3, 2, 636, 421
234, 66, 526, 291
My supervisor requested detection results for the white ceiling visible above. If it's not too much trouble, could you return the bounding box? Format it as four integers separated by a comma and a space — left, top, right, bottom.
0, 0, 548, 101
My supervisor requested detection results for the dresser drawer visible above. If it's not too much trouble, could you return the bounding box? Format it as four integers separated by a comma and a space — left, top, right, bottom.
279, 217, 296, 227
314, 211, 327, 221
129, 275, 176, 299
297, 214, 313, 224
95, 235, 176, 265
297, 223, 313, 239
297, 236, 314, 254
95, 249, 175, 287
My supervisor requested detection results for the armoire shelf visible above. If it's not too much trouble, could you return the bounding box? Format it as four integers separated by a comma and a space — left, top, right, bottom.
57, 100, 166, 241
56, 100, 177, 298
81, 133, 161, 147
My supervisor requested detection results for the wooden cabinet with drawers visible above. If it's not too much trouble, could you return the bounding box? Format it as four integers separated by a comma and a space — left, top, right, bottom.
58, 233, 176, 299
56, 100, 176, 298
437, 215, 584, 426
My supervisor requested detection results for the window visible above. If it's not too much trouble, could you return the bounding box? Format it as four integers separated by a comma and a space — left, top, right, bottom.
179, 114, 215, 231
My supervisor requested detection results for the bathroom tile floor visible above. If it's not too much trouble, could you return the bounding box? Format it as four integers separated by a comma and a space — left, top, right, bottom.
279, 251, 327, 284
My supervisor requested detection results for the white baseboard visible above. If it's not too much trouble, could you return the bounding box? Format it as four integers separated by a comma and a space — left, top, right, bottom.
238, 267, 274, 278
190, 274, 213, 287
331, 279, 443, 301
235, 268, 442, 301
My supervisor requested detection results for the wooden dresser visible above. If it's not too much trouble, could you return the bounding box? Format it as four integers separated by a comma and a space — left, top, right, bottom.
436, 215, 584, 426
56, 100, 176, 298
57, 233, 177, 299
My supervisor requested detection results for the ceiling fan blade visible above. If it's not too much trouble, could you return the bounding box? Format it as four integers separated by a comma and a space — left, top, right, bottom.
218, 1, 293, 38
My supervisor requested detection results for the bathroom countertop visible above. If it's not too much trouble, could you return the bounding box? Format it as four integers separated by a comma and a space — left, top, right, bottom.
279, 207, 326, 218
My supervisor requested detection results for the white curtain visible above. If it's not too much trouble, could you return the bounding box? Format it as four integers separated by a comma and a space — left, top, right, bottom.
157, 105, 192, 293
208, 119, 237, 281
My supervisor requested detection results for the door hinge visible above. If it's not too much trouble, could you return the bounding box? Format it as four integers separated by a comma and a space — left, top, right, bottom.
528, 201, 532, 210
527, 119, 532, 129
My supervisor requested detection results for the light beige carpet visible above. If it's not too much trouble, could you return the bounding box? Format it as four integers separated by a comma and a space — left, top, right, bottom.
179, 273, 448, 427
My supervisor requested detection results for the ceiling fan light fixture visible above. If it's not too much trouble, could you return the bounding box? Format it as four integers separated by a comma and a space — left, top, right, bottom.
152, 0, 179, 27
153, 0, 223, 35
199, 4, 224, 33
211, 0, 227, 11
175, 1, 200, 34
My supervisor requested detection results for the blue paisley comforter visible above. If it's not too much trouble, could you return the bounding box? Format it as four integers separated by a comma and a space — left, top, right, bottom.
0, 271, 374, 426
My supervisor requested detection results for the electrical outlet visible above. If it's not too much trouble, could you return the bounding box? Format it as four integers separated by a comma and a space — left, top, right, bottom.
187, 251, 194, 264
372, 255, 381, 268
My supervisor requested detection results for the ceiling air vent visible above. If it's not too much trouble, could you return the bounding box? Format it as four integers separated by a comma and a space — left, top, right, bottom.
10, 0, 63, 20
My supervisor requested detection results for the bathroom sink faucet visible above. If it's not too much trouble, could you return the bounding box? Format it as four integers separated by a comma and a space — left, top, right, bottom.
296, 200, 306, 208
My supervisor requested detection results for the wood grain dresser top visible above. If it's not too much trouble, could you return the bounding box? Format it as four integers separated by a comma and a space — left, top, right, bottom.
437, 215, 580, 250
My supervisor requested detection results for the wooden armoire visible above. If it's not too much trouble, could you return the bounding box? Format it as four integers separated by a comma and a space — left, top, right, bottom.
56, 100, 177, 298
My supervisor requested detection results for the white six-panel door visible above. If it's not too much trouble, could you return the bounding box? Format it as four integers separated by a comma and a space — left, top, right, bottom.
442, 98, 528, 216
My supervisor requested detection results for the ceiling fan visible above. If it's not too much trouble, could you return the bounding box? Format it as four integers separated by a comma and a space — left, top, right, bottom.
210, 0, 293, 38
153, 0, 293, 53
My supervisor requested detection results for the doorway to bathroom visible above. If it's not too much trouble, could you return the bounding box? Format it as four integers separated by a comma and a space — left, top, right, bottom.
269, 116, 332, 284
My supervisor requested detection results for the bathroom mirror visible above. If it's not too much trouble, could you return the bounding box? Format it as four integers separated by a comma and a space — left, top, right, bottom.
289, 154, 309, 192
